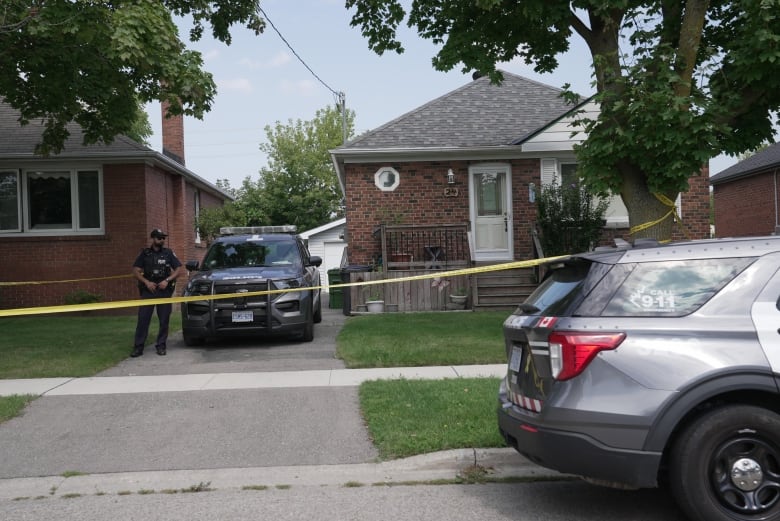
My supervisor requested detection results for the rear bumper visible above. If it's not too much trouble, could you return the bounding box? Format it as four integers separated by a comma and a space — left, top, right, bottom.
497, 394, 661, 488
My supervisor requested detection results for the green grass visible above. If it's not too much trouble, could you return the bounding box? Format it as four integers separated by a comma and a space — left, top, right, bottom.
1, 311, 511, 459
359, 377, 505, 459
337, 311, 507, 368
0, 314, 182, 379
0, 394, 36, 423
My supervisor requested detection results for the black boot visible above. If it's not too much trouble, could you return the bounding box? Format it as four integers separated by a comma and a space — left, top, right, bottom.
130, 346, 144, 357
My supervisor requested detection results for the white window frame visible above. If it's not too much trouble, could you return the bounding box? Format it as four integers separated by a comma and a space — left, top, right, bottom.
0, 167, 105, 236
540, 158, 629, 228
194, 189, 202, 244
374, 166, 400, 192
0, 169, 22, 233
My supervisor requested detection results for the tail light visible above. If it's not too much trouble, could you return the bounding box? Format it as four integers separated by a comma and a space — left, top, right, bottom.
549, 332, 626, 381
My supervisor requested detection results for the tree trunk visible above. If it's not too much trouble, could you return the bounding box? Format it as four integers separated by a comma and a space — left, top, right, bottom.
620, 164, 677, 242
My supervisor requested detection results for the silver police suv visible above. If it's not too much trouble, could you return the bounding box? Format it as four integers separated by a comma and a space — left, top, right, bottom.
181, 226, 322, 345
498, 235, 780, 521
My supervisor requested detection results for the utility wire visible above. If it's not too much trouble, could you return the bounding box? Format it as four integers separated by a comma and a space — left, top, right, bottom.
258, 6, 341, 100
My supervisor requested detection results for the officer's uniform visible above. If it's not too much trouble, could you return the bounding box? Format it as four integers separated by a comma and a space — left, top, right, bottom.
132, 231, 182, 356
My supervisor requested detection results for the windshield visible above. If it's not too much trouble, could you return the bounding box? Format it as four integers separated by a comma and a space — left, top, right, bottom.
202, 240, 300, 269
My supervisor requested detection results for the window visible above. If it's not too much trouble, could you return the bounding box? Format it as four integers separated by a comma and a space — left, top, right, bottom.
596, 258, 754, 317
374, 167, 400, 191
194, 190, 201, 244
0, 169, 103, 235
0, 170, 20, 232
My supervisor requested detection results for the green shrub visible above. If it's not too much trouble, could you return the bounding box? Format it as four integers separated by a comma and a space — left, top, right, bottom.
64, 289, 102, 305
537, 181, 609, 256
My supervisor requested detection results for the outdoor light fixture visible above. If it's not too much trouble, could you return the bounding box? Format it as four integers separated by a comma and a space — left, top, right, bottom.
447, 169, 455, 184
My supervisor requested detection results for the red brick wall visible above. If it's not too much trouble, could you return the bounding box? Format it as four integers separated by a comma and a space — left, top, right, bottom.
674, 165, 711, 240
0, 163, 227, 311
344, 159, 541, 265
713, 169, 779, 237
344, 159, 713, 265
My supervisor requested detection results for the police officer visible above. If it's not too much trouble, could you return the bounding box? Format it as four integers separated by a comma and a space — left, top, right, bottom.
131, 228, 183, 357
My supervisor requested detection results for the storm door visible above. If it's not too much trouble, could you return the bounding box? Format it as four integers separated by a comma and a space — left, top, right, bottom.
470, 164, 513, 261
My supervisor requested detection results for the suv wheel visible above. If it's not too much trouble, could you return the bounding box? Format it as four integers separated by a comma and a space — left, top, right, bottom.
183, 332, 205, 347
301, 300, 314, 342
313, 291, 322, 324
670, 405, 780, 521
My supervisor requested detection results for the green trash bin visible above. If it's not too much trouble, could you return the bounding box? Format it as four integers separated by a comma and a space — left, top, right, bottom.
327, 268, 343, 309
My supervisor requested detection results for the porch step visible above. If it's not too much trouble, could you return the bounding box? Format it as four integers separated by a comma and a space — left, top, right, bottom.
473, 267, 538, 310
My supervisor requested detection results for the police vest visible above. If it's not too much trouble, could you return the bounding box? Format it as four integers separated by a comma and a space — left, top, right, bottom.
141, 248, 173, 283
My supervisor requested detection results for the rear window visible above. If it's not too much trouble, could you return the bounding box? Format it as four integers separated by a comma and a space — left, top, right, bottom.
523, 261, 596, 316
583, 258, 754, 317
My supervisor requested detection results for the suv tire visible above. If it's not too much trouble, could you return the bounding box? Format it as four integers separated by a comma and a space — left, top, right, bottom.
301, 300, 314, 342
313, 291, 322, 324
670, 405, 780, 521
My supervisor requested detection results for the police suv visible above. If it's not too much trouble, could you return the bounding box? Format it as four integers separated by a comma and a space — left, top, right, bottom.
498, 235, 780, 521
180, 226, 323, 345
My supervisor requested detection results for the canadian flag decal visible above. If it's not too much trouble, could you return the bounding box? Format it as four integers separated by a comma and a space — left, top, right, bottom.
538, 316, 557, 328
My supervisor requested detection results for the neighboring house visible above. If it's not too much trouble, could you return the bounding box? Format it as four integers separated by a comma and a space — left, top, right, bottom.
330, 72, 711, 309
710, 141, 780, 237
299, 217, 346, 292
0, 100, 232, 310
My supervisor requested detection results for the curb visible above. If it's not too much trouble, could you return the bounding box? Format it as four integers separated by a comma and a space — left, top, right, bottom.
0, 448, 567, 499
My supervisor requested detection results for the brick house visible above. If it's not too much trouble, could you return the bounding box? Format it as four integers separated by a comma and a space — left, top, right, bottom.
330, 72, 711, 309
711, 141, 780, 237
0, 101, 232, 310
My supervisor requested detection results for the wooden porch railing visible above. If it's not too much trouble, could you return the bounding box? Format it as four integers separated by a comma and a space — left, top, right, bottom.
373, 223, 471, 270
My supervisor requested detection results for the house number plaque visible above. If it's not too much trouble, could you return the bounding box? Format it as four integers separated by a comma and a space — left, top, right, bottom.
444, 187, 459, 197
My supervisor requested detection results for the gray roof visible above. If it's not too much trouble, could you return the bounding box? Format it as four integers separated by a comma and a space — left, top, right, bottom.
0, 100, 154, 157
710, 141, 780, 184
338, 71, 575, 150
0, 100, 232, 200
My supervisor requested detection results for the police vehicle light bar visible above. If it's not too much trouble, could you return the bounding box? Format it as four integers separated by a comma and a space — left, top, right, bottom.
219, 225, 297, 235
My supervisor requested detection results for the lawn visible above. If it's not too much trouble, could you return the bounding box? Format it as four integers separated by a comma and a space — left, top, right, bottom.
1, 311, 511, 457
337, 311, 508, 367
360, 377, 505, 459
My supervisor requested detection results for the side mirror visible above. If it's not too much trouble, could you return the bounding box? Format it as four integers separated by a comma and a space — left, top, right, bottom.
309, 256, 323, 268
185, 260, 200, 272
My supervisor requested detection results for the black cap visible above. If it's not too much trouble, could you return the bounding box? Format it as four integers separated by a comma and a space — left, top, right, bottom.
150, 228, 168, 239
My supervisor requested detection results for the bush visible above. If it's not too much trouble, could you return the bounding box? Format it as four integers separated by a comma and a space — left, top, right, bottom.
537, 182, 609, 256
64, 289, 102, 305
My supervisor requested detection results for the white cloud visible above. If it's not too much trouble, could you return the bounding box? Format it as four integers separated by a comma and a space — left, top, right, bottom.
278, 79, 318, 97
202, 49, 221, 61
218, 78, 253, 93
238, 51, 291, 70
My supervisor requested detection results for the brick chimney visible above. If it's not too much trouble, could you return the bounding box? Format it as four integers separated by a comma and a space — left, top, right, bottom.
161, 100, 185, 166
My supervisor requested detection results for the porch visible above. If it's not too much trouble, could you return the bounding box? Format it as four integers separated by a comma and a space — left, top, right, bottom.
340, 223, 539, 313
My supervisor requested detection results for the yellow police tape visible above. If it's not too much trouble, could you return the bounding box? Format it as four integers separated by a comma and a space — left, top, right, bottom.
629, 192, 692, 242
0, 255, 571, 318
0, 274, 134, 286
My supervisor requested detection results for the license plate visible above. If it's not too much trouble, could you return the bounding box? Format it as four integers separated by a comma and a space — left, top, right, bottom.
509, 346, 524, 373
231, 311, 253, 323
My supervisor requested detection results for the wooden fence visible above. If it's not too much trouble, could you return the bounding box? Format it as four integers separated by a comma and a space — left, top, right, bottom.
344, 270, 471, 313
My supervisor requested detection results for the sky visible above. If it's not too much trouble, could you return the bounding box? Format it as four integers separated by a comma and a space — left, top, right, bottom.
145, 0, 739, 189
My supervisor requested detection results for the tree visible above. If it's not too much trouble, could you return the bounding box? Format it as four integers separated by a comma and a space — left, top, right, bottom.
237, 104, 356, 231
347, 0, 780, 241
0, 0, 264, 154
194, 104, 354, 238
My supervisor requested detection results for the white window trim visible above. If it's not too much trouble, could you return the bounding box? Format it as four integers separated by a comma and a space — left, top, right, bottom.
540, 157, 629, 228
0, 169, 22, 233
374, 166, 400, 192
0, 166, 105, 236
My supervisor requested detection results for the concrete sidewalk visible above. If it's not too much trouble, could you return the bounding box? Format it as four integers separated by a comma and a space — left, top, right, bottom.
0, 364, 506, 397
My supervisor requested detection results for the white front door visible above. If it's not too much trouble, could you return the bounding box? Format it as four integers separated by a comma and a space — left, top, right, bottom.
470, 164, 513, 261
